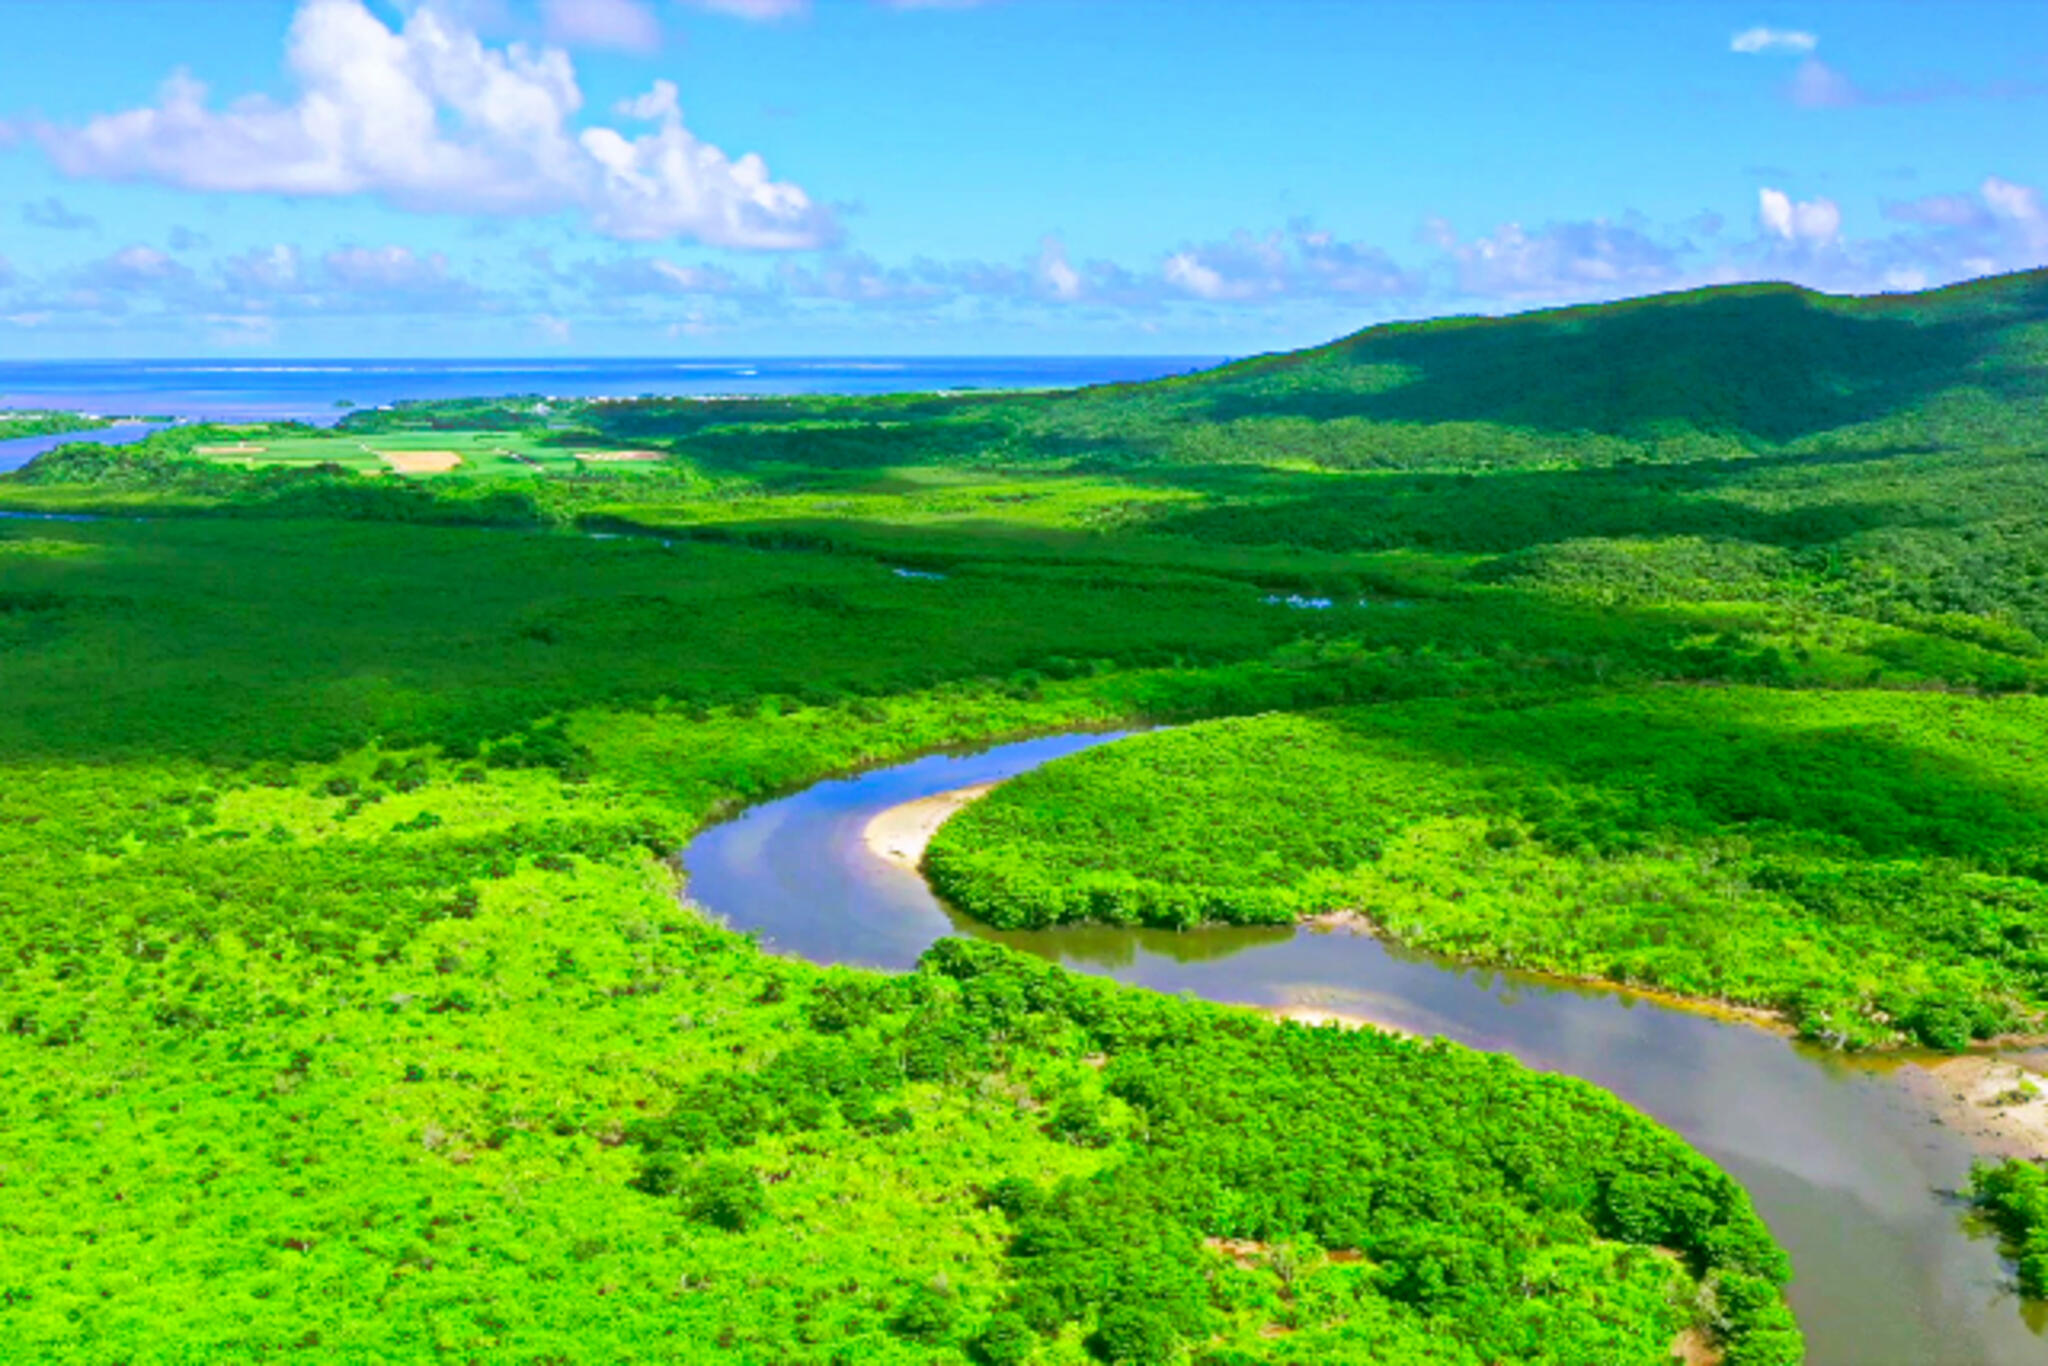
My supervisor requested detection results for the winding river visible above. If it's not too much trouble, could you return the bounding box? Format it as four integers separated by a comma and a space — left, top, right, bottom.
685, 731, 2048, 1366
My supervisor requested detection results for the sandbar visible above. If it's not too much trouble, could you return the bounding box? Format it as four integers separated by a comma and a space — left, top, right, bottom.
862, 782, 998, 869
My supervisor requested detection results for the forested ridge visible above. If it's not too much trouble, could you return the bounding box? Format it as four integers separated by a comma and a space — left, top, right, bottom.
0, 411, 111, 442
6, 269, 2048, 1359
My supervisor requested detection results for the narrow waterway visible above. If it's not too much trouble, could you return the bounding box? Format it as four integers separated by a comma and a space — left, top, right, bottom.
683, 731, 2048, 1366
0, 422, 169, 474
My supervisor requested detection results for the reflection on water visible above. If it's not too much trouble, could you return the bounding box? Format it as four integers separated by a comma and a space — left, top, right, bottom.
683, 733, 2046, 1366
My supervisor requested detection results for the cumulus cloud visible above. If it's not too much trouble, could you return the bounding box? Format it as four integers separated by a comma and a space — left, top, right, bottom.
541, 0, 661, 51
1161, 251, 1236, 301
1756, 188, 1841, 245
90, 245, 193, 288
1425, 215, 1685, 301
220, 244, 305, 294
1982, 175, 2046, 236
1731, 27, 1817, 55
32, 0, 831, 249
775, 251, 956, 306
1877, 175, 2048, 274
1036, 238, 1083, 301
579, 254, 753, 298
21, 196, 96, 231
186, 240, 494, 317
322, 244, 465, 294
1160, 225, 1421, 304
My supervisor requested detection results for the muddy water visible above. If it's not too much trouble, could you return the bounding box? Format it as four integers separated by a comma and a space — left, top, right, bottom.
682, 732, 2047, 1366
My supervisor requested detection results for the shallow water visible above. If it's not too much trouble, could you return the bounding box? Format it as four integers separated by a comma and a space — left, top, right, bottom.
0, 422, 167, 474
682, 732, 2048, 1366
0, 357, 1225, 424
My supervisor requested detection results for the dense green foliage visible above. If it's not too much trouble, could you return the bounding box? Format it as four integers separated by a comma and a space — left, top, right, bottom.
11, 268, 2048, 1359
928, 693, 2048, 1048
0, 512, 1799, 1362
1970, 1159, 2048, 1297
632, 938, 1797, 1363
0, 411, 111, 441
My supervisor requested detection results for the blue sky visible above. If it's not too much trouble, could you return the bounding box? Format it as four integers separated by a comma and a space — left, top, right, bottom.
0, 0, 2041, 356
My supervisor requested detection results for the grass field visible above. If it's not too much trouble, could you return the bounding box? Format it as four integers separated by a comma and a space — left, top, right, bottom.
172, 427, 665, 478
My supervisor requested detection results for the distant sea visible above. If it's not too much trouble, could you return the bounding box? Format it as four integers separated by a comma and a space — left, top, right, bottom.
0, 357, 1227, 424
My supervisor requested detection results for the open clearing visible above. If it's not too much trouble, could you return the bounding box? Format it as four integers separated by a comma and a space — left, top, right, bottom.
377, 449, 465, 474
176, 429, 675, 478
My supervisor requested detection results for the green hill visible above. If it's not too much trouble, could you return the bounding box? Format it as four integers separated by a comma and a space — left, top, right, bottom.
1019, 268, 2048, 470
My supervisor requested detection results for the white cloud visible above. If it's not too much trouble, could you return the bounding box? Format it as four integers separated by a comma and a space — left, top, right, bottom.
1160, 225, 1420, 304
1884, 177, 2045, 243
1731, 26, 1817, 54
579, 254, 752, 297
776, 250, 949, 306
1036, 237, 1083, 301
0, 255, 14, 288
1757, 188, 1841, 244
220, 244, 304, 293
1788, 58, 1860, 108
94, 245, 190, 285
1983, 175, 2046, 237
533, 313, 573, 341
322, 244, 459, 292
1427, 215, 1684, 301
541, 0, 661, 51
1163, 251, 1236, 301
34, 0, 830, 249
205, 240, 495, 316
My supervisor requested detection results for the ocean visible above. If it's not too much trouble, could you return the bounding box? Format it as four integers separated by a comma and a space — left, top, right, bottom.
0, 357, 1226, 424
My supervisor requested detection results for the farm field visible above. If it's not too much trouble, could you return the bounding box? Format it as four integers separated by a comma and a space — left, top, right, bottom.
170, 425, 675, 478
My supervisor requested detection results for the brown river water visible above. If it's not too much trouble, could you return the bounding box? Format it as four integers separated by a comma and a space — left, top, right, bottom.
681, 732, 2048, 1366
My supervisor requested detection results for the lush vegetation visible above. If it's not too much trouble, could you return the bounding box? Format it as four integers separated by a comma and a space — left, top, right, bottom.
928, 692, 2048, 1048
0, 410, 111, 442
10, 267, 2048, 1359
1971, 1159, 2048, 1298
0, 513, 1798, 1363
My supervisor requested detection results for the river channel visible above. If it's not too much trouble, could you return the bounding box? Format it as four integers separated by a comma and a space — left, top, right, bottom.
683, 732, 2045, 1365
0, 422, 169, 475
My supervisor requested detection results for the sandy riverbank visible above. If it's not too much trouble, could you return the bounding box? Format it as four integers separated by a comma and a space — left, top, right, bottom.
861, 782, 999, 870
1894, 1053, 2048, 1159
859, 787, 2048, 1160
